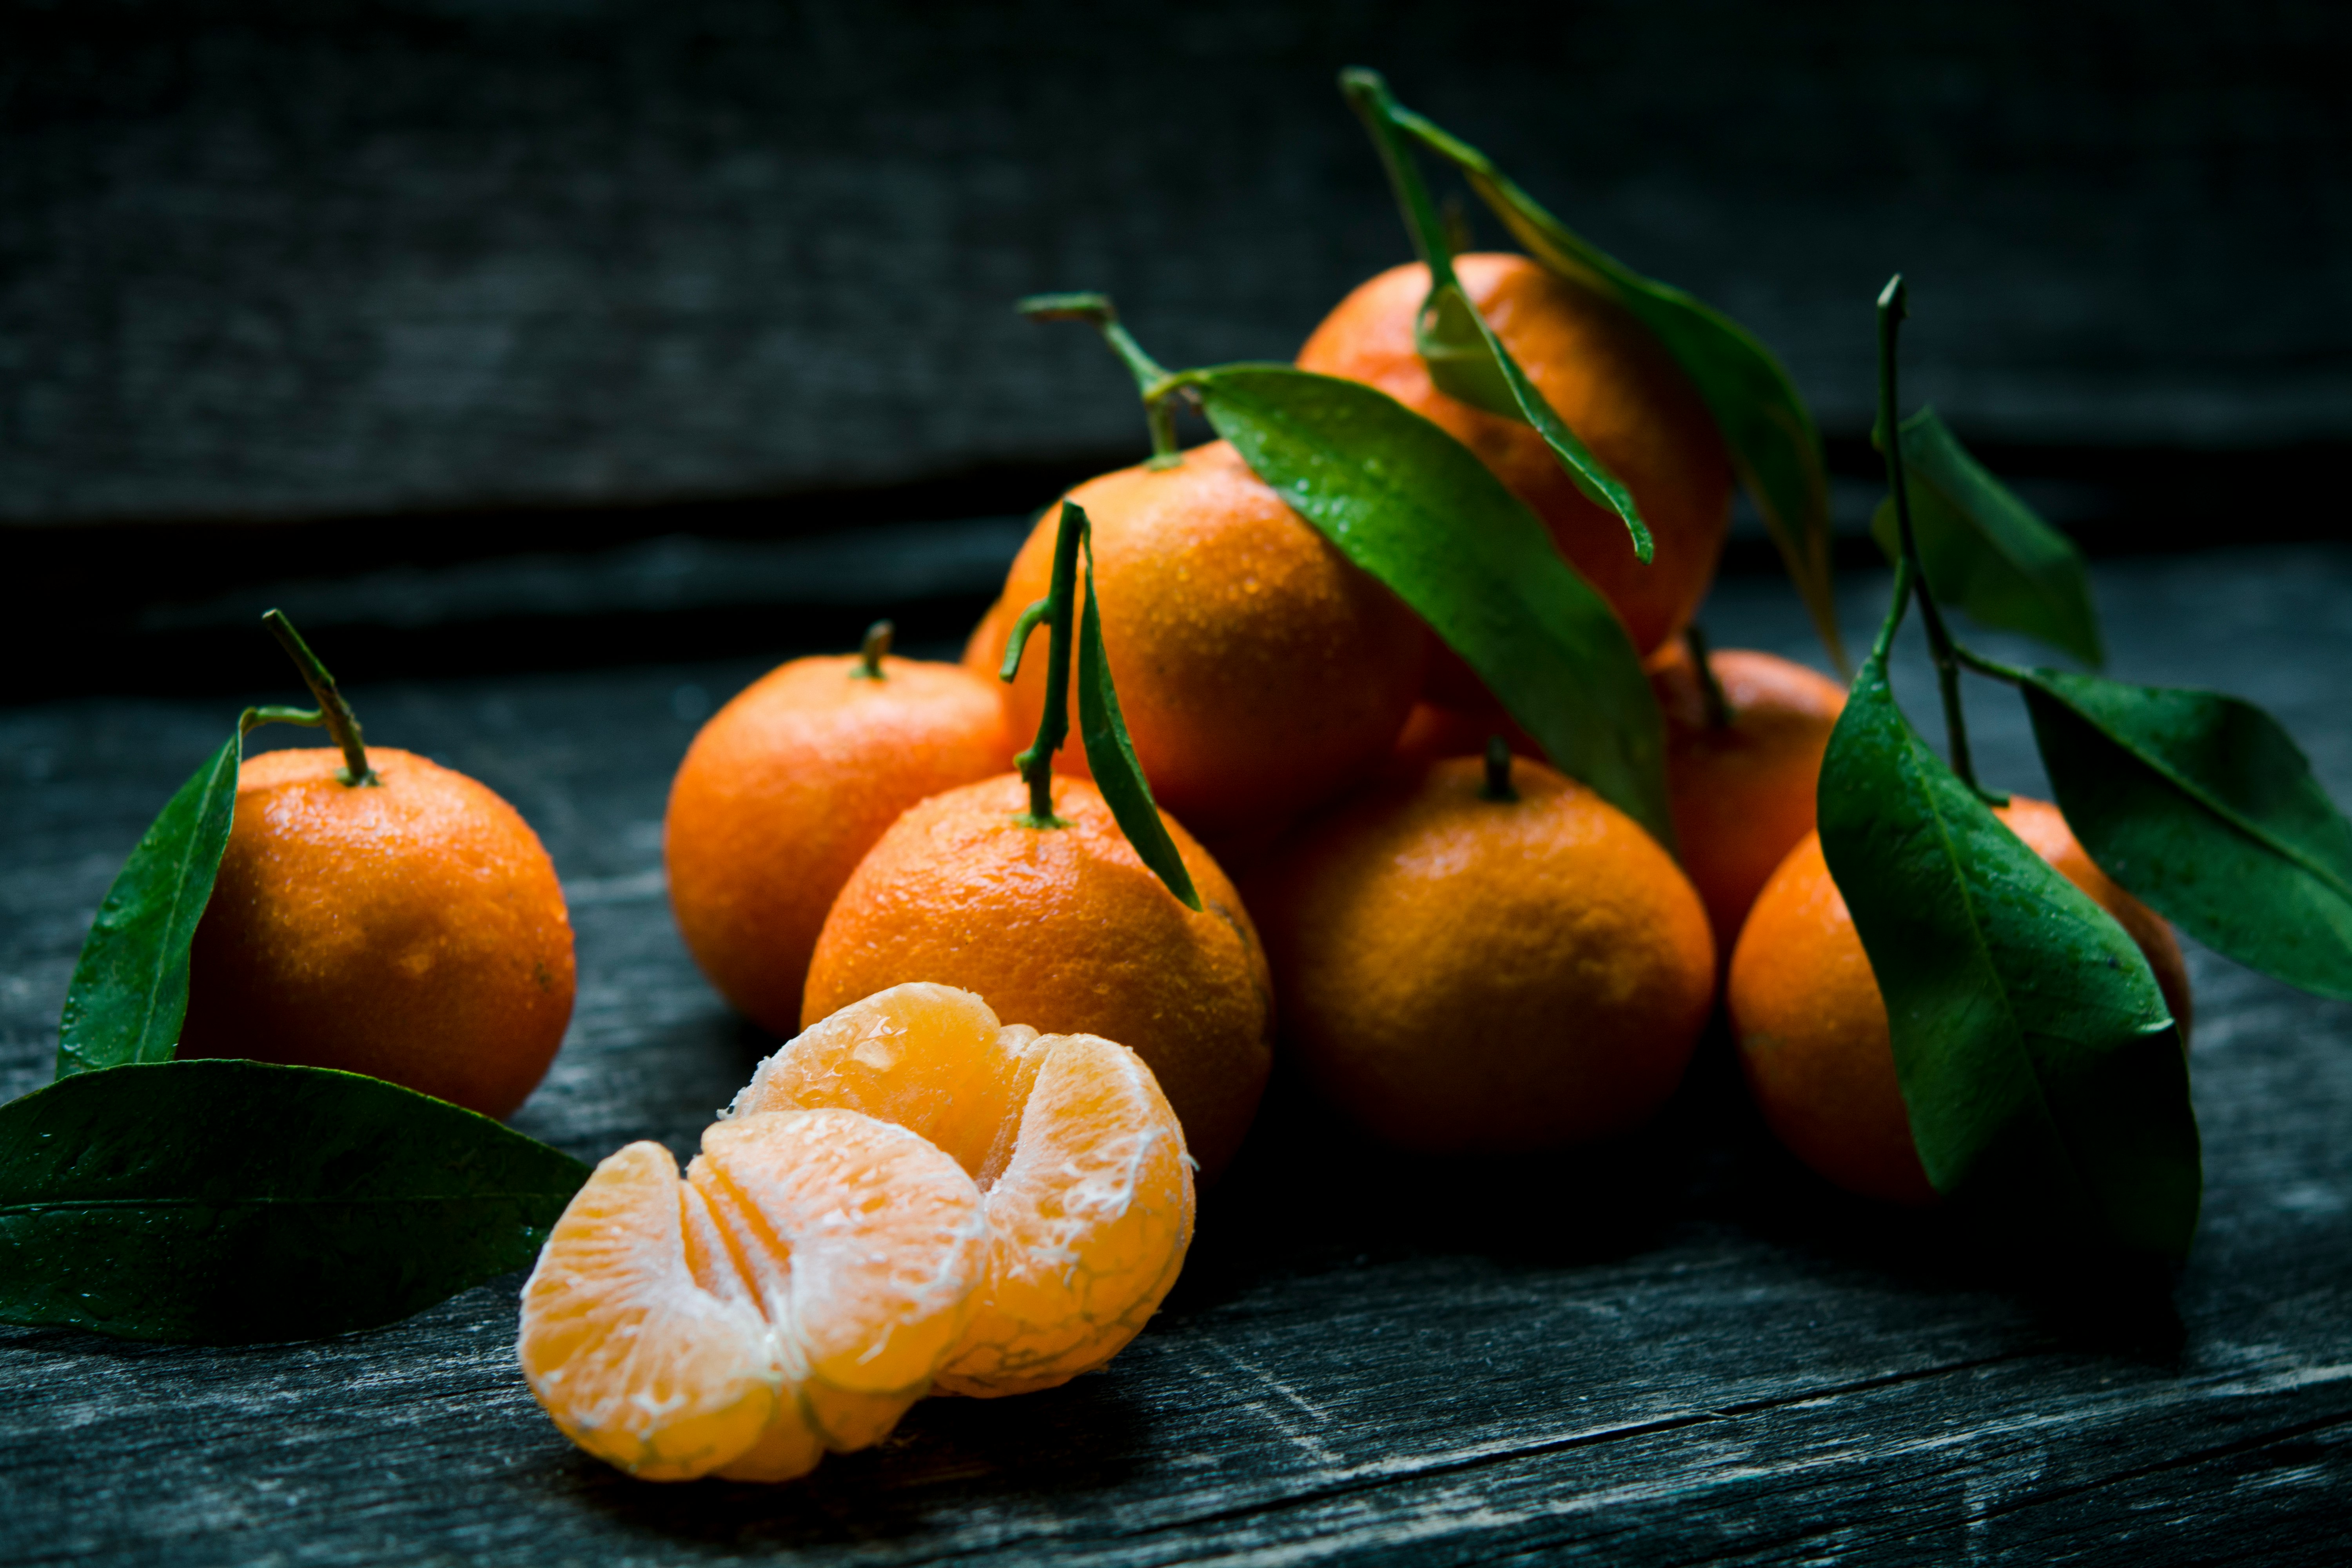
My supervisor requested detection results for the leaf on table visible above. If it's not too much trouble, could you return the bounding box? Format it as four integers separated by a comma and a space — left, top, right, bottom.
1192, 362, 1673, 849
1343, 70, 1651, 563
55, 731, 241, 1080
1872, 408, 2104, 667
2022, 668, 2352, 999
0, 1060, 591, 1343
1074, 507, 1200, 911
1818, 646, 2200, 1259
1388, 97, 1844, 671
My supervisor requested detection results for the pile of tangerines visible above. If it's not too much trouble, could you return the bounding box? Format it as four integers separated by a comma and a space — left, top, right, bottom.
163, 240, 2194, 1485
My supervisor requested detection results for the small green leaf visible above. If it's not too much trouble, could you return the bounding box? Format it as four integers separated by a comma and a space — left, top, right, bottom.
1075, 522, 1201, 912
1189, 362, 1673, 848
1386, 91, 1845, 671
0, 1060, 590, 1343
2021, 668, 2352, 998
1819, 643, 2199, 1259
56, 731, 242, 1079
1871, 409, 2104, 667
1343, 70, 1651, 563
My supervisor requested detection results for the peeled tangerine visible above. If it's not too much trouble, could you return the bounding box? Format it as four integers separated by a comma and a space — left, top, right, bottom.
517, 984, 1195, 1481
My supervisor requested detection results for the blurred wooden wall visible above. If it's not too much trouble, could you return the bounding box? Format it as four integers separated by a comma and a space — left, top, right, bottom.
6, 0, 2348, 531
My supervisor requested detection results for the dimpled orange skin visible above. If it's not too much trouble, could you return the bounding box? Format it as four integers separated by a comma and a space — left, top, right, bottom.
664, 654, 1014, 1037
962, 597, 1010, 679
1729, 804, 2194, 1207
179, 746, 574, 1120
1648, 641, 1847, 956
803, 775, 1274, 1181
1248, 754, 1716, 1154
995, 442, 1426, 840
1298, 254, 1732, 671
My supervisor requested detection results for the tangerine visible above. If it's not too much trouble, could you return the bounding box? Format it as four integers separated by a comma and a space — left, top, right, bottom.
1298, 253, 1731, 670
993, 441, 1425, 840
664, 629, 1014, 1036
1728, 802, 2194, 1206
180, 745, 574, 1120
1247, 749, 1715, 1153
803, 774, 1273, 1180
729, 982, 1194, 1397
1648, 638, 1847, 955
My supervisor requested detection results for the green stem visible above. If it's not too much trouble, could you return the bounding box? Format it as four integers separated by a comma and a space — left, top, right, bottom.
1340, 69, 1463, 290
1684, 624, 1734, 730
1480, 735, 1519, 802
1876, 277, 1982, 795
1018, 293, 1184, 469
262, 610, 375, 785
853, 619, 893, 680
1008, 503, 1086, 826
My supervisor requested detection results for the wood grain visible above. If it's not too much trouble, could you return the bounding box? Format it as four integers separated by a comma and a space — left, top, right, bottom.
2, 549, 2349, 1562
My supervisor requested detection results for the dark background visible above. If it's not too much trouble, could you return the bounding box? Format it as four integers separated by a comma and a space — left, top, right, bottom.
6, 0, 2349, 698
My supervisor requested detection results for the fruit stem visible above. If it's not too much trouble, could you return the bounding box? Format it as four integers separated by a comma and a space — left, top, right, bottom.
1018, 293, 1184, 470
262, 610, 376, 786
1685, 624, 1734, 730
1008, 502, 1086, 827
1876, 277, 1983, 797
853, 619, 893, 680
1341, 69, 1463, 292
1481, 735, 1519, 802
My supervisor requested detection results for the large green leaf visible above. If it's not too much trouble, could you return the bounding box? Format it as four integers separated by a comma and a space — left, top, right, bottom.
1818, 638, 2199, 1259
55, 732, 241, 1079
1073, 505, 1201, 911
1341, 70, 1651, 562
1189, 362, 1672, 848
2021, 668, 2352, 998
1387, 93, 1845, 671
1871, 409, 2103, 667
0, 1060, 590, 1343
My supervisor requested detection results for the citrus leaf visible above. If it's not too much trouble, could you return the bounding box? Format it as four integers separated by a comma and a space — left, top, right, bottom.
1387, 94, 1845, 671
1189, 362, 1673, 848
0, 1060, 590, 1343
2021, 668, 2352, 998
1074, 509, 1201, 911
55, 731, 241, 1079
1818, 639, 2199, 1259
1871, 409, 2103, 667
1343, 70, 1651, 562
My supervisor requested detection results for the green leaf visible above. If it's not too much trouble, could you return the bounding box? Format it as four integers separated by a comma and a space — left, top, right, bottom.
1818, 642, 2199, 1259
56, 731, 241, 1080
1189, 362, 1673, 848
0, 1060, 590, 1343
1387, 94, 1846, 671
1871, 409, 2104, 667
2021, 668, 2352, 998
1074, 512, 1201, 911
1343, 70, 1651, 563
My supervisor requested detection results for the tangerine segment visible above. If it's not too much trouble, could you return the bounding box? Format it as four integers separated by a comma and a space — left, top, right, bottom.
735, 984, 1196, 1397
519, 1108, 986, 1482
935, 1031, 1194, 1398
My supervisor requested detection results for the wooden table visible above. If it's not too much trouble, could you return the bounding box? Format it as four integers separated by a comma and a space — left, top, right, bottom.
4, 547, 2348, 1564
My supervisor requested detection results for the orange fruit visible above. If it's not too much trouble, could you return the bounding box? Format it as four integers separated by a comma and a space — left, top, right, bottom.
1247, 751, 1716, 1153
1386, 701, 1540, 777
180, 745, 573, 1120
804, 774, 1274, 1180
729, 982, 1194, 1397
1728, 802, 2194, 1206
517, 1107, 989, 1481
664, 648, 1014, 1036
1298, 253, 1731, 668
995, 441, 1426, 839
961, 596, 1010, 679
1648, 640, 1847, 955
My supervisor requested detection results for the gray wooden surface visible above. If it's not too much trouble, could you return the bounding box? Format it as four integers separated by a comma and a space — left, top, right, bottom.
3, 546, 2348, 1563
7, 0, 2350, 528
